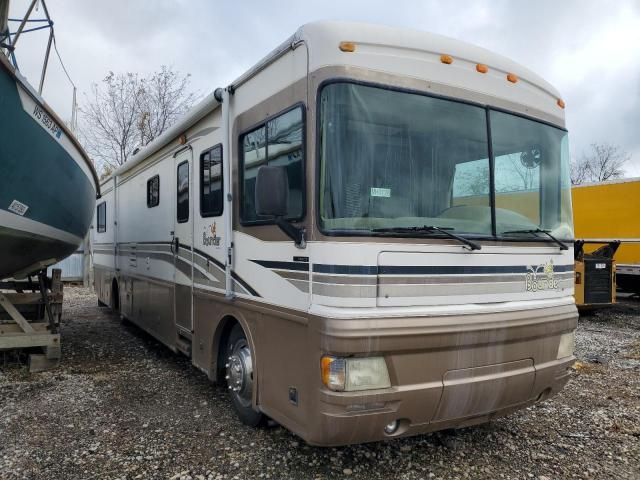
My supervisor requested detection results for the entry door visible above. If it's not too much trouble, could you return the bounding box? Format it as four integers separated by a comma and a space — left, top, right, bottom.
173, 151, 193, 333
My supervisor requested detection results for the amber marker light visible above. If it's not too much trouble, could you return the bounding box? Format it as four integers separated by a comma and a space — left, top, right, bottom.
507, 73, 518, 83
178, 134, 187, 145
321, 356, 333, 386
440, 54, 453, 64
321, 356, 345, 391
476, 63, 488, 74
339, 41, 356, 52
557, 98, 566, 109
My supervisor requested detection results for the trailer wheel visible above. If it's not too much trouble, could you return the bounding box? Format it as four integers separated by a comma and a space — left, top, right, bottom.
224, 324, 264, 427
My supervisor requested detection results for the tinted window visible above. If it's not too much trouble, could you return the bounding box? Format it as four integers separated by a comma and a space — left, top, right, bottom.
240, 106, 304, 223
177, 161, 189, 223
97, 202, 106, 233
200, 145, 223, 217
147, 175, 160, 208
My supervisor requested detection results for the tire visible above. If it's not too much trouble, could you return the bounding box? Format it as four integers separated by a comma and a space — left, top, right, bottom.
224, 323, 264, 427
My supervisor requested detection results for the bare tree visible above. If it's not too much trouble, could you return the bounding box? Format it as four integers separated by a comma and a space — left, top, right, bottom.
137, 66, 197, 146
570, 143, 630, 185
570, 158, 589, 185
80, 66, 197, 175
80, 72, 142, 171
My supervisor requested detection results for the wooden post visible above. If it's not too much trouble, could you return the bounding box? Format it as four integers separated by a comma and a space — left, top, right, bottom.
0, 269, 63, 371
83, 233, 92, 288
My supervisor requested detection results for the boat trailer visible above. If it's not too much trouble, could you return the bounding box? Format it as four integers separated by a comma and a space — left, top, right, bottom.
0, 268, 62, 371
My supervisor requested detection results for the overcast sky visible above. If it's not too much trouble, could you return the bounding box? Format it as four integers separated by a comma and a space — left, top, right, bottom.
8, 0, 640, 175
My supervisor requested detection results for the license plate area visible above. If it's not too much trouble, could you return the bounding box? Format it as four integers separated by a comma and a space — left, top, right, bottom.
432, 359, 535, 422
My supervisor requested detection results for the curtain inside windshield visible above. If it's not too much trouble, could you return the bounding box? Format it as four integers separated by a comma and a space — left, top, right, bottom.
319, 83, 491, 235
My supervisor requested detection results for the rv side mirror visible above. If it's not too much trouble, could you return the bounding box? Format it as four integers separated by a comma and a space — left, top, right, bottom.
255, 166, 289, 217
254, 166, 306, 248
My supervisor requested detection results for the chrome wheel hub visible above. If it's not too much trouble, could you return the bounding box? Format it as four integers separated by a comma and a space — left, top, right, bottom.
225, 339, 253, 407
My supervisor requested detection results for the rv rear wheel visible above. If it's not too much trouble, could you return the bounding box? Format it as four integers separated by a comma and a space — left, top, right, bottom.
224, 324, 264, 427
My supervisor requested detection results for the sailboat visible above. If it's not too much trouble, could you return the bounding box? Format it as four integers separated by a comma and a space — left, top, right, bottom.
0, 0, 99, 279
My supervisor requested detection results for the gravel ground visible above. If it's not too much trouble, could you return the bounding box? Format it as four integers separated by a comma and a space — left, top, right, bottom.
1, 287, 639, 480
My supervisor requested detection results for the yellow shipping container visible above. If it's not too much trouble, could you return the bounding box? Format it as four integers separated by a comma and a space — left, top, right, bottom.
572, 177, 640, 293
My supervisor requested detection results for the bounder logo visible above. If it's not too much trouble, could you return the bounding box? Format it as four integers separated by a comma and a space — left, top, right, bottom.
203, 222, 221, 247
525, 260, 559, 292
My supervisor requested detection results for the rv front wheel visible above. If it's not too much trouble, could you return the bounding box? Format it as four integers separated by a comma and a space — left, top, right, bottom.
224, 324, 264, 427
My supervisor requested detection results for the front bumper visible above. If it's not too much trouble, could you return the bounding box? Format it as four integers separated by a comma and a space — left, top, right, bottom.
303, 301, 578, 446
312, 356, 573, 446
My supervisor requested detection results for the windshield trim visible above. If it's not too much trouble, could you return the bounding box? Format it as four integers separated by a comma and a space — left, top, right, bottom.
314, 78, 571, 242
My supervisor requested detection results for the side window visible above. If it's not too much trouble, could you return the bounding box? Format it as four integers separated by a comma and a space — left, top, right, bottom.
147, 175, 160, 208
97, 202, 106, 233
177, 161, 189, 223
200, 144, 223, 217
240, 105, 304, 223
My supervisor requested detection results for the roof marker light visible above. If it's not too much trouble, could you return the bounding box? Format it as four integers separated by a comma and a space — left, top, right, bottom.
440, 54, 453, 64
339, 42, 356, 52
507, 73, 518, 83
476, 64, 488, 74
557, 98, 566, 109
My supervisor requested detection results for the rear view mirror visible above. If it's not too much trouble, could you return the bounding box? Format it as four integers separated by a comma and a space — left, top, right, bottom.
255, 166, 289, 217
254, 166, 305, 248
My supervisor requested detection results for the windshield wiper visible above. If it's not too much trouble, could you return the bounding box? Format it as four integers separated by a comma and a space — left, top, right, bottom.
372, 225, 481, 251
502, 228, 569, 250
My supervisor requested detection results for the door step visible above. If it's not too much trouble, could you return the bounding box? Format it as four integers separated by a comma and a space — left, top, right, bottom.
176, 335, 192, 357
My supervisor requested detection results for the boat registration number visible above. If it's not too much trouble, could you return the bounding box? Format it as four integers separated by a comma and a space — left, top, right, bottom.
33, 104, 62, 139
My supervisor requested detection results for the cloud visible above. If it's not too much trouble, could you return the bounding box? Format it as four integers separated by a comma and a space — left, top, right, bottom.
7, 0, 640, 174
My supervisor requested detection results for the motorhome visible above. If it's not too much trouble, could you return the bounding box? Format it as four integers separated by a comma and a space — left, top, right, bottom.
92, 21, 577, 446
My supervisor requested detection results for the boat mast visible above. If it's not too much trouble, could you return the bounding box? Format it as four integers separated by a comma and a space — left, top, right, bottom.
0, 0, 11, 57
2, 0, 78, 133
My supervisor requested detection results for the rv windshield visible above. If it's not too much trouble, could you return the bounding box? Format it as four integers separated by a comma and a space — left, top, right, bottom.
318, 82, 573, 240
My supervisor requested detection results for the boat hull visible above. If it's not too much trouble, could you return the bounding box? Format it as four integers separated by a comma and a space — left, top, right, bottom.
0, 223, 78, 278
0, 55, 97, 279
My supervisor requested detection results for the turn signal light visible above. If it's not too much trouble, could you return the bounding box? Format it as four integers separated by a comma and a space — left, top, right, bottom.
507, 73, 518, 83
321, 356, 346, 391
476, 63, 488, 73
339, 41, 356, 52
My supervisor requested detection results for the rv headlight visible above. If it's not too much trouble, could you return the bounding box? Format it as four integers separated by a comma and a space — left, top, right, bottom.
321, 356, 391, 392
557, 332, 575, 359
